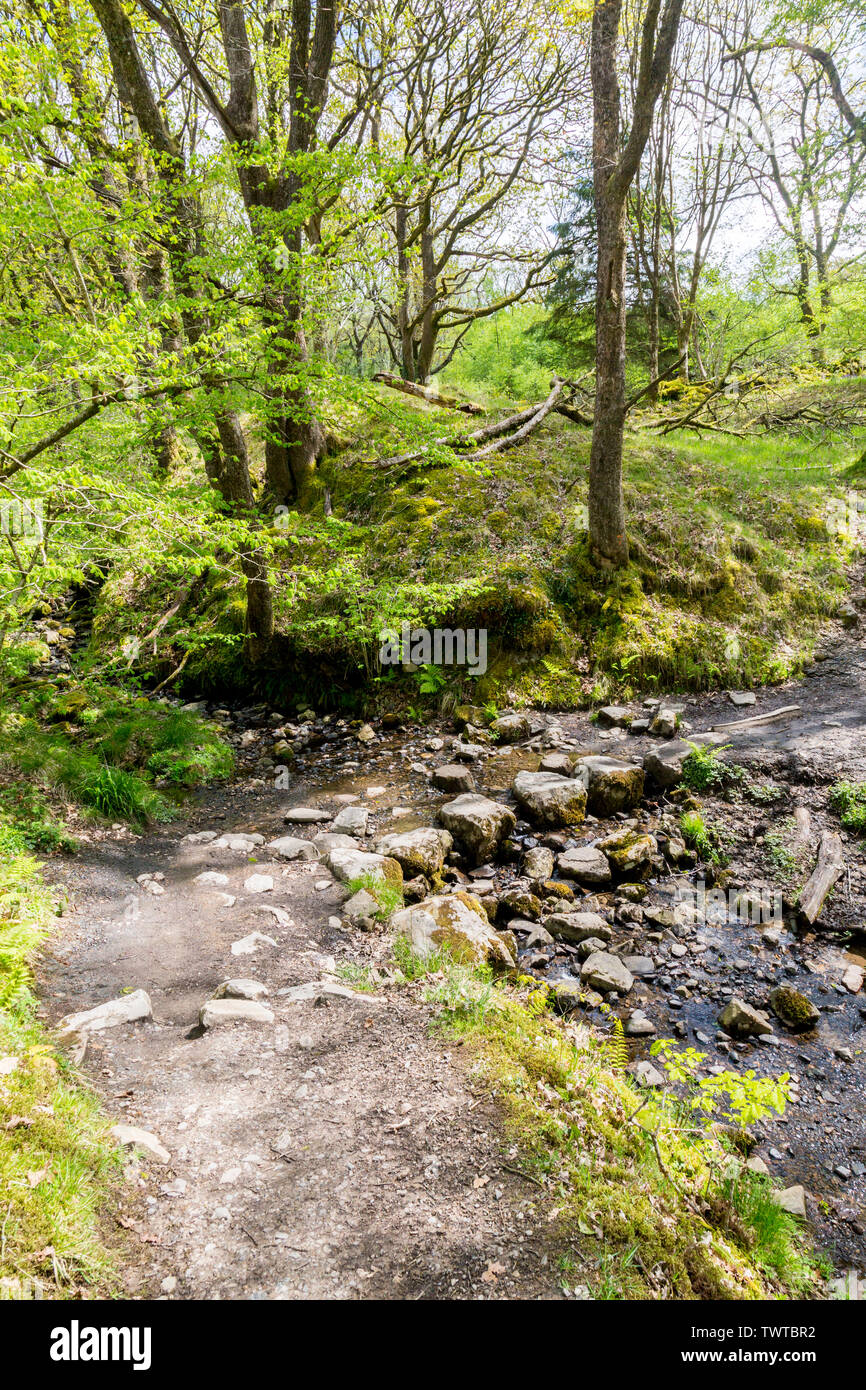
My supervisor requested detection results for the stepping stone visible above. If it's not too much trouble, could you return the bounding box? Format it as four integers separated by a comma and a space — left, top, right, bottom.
432, 764, 475, 793
283, 807, 332, 824
111, 1124, 171, 1164
199, 998, 274, 1028
331, 806, 369, 837
265, 835, 318, 860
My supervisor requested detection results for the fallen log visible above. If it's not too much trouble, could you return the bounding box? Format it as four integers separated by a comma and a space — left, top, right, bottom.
377, 383, 564, 468
797, 829, 845, 926
708, 704, 801, 732
372, 372, 483, 415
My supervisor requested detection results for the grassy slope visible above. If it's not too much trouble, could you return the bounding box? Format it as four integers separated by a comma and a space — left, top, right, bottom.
0, 824, 119, 1298
81, 377, 863, 713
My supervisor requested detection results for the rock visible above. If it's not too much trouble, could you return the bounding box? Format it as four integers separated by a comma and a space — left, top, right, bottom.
283, 807, 332, 824
374, 827, 453, 880
539, 752, 574, 774
596, 828, 655, 876
576, 936, 609, 960
596, 705, 632, 729
523, 845, 555, 880
490, 713, 530, 744
213, 979, 270, 1001
194, 871, 230, 887
331, 806, 369, 837
454, 704, 488, 729
523, 924, 554, 947
111, 1124, 170, 1164
342, 888, 381, 920
511, 771, 587, 828
327, 846, 403, 888
628, 1060, 665, 1087
622, 955, 655, 977
842, 964, 864, 994
265, 835, 319, 860
183, 830, 218, 844
768, 985, 820, 1031
313, 831, 357, 856
230, 931, 278, 956
212, 833, 265, 850
557, 846, 612, 885
199, 998, 275, 1028
745, 1154, 770, 1176
551, 979, 585, 1013
546, 911, 612, 945
575, 761, 644, 811
390, 893, 515, 968
625, 1010, 656, 1037
244, 873, 273, 893
718, 997, 773, 1037
649, 707, 678, 738
642, 740, 693, 789
773, 1185, 807, 1218
439, 794, 516, 865
57, 990, 152, 1042
728, 690, 756, 706
498, 888, 541, 921
432, 764, 476, 794
580, 951, 634, 994
357, 723, 376, 743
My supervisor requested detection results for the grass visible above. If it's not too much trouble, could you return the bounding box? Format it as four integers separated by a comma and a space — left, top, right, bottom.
344, 872, 404, 920
0, 679, 234, 828
680, 809, 728, 865
829, 781, 866, 833
413, 954, 819, 1299
0, 823, 119, 1297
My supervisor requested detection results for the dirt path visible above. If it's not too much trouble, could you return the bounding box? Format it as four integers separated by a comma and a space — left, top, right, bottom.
41, 818, 561, 1300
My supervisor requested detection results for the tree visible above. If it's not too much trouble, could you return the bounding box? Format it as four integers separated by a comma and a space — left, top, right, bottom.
589, 0, 685, 569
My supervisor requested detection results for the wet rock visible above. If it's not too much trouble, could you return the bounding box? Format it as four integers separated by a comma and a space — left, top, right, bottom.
625, 1010, 656, 1037
768, 985, 820, 1031
327, 847, 403, 889
580, 951, 634, 994
265, 835, 319, 860
374, 827, 453, 880
557, 845, 612, 885
432, 764, 476, 794
390, 893, 515, 968
57, 989, 153, 1043
718, 997, 773, 1037
199, 998, 275, 1028
546, 911, 612, 945
511, 771, 587, 828
523, 845, 555, 880
622, 955, 655, 977
490, 713, 530, 744
439, 794, 516, 865
214, 979, 270, 1001
628, 1060, 665, 1087
111, 1124, 171, 1164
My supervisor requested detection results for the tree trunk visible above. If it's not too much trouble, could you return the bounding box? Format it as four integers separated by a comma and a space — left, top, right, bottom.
589, 195, 630, 568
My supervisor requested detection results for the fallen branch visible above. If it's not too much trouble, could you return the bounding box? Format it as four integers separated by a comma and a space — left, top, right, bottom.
797, 830, 845, 927
459, 378, 564, 461
707, 704, 801, 733
372, 372, 483, 415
